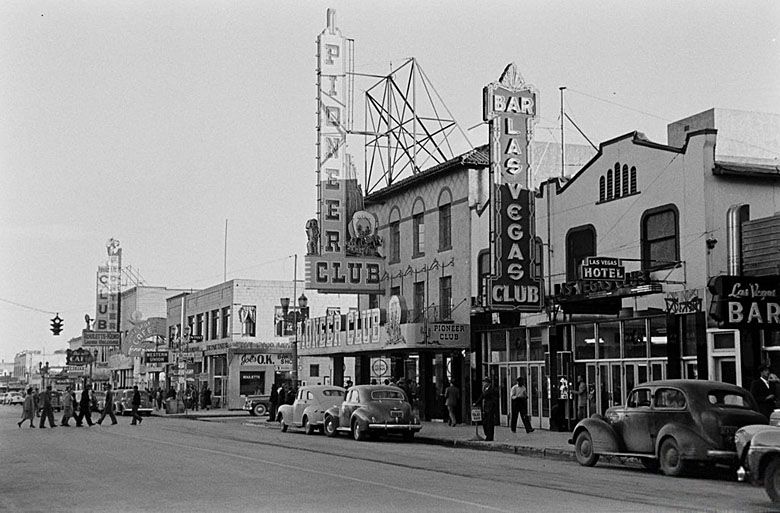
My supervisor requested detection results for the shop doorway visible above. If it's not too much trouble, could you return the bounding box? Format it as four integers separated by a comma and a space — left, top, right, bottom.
708, 330, 741, 386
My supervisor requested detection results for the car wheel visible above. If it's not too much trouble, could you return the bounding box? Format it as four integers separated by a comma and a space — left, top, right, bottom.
303, 416, 315, 435
574, 430, 599, 467
324, 416, 338, 437
352, 420, 366, 441
253, 403, 266, 417
640, 458, 659, 473
659, 438, 686, 477
765, 457, 780, 502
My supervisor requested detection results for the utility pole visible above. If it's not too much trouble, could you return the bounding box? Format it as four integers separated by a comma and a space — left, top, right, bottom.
559, 86, 566, 179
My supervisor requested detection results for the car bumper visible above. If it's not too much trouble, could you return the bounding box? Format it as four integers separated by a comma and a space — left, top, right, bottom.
367, 423, 422, 432
705, 449, 738, 460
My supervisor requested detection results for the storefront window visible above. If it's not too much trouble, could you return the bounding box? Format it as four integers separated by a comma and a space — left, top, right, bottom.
529, 327, 544, 361
649, 317, 667, 358
623, 318, 647, 358
573, 323, 595, 360
598, 322, 620, 359
489, 331, 507, 362
240, 371, 265, 396
509, 328, 527, 361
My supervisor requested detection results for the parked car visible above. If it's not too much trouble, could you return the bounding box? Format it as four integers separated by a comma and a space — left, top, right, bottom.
92, 391, 106, 413
736, 424, 780, 502
278, 385, 346, 434
242, 395, 271, 417
323, 385, 421, 441
569, 379, 766, 476
3, 392, 24, 405
114, 389, 154, 416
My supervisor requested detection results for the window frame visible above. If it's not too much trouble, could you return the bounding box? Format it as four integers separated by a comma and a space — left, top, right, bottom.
438, 203, 452, 251
565, 224, 597, 281
413, 213, 425, 258
640, 204, 679, 271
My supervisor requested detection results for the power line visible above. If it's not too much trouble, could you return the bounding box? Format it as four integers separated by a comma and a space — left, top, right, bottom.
0, 297, 57, 315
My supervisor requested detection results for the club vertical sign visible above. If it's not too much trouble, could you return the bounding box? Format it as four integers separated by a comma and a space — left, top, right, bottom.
483, 64, 543, 311
305, 9, 384, 294
95, 238, 122, 331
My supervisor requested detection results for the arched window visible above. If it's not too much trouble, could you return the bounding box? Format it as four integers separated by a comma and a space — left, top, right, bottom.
614, 165, 621, 198
622, 165, 629, 196
599, 176, 605, 202
566, 225, 597, 281
630, 167, 637, 194
437, 188, 452, 251
606, 169, 613, 200
412, 198, 425, 258
641, 204, 679, 270
388, 207, 401, 263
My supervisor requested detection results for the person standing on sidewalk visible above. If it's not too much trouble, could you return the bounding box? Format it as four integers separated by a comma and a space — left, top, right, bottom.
444, 380, 460, 426
97, 384, 117, 425
18, 388, 35, 428
130, 385, 143, 425
473, 377, 499, 441
39, 385, 57, 428
60, 386, 75, 427
75, 385, 94, 427
510, 377, 534, 434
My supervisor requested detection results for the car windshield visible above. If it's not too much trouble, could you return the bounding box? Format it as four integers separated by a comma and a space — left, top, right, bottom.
370, 390, 405, 401
708, 390, 753, 409
321, 390, 344, 397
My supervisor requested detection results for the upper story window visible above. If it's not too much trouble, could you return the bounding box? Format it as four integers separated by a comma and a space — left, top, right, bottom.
477, 250, 490, 301
412, 198, 425, 258
239, 306, 256, 337
221, 306, 231, 338
566, 225, 596, 281
641, 204, 679, 270
210, 309, 220, 339
438, 188, 452, 251
598, 162, 638, 203
439, 276, 452, 320
196, 313, 204, 337
388, 207, 401, 263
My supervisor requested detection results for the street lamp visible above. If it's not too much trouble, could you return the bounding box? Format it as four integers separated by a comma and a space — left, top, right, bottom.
280, 297, 291, 383
294, 293, 309, 387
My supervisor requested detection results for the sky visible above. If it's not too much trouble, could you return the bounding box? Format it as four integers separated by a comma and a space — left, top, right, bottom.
1, 0, 778, 362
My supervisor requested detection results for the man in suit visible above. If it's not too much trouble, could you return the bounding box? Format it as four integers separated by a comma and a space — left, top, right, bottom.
474, 377, 499, 441
97, 384, 118, 425
75, 384, 94, 427
130, 385, 143, 425
510, 377, 534, 434
38, 385, 57, 428
750, 364, 776, 420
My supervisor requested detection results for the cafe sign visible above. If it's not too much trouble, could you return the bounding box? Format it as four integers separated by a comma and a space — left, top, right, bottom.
708, 275, 780, 330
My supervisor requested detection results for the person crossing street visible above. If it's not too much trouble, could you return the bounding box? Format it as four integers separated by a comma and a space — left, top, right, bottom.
97, 384, 118, 425
75, 385, 94, 427
130, 385, 143, 425
39, 385, 57, 428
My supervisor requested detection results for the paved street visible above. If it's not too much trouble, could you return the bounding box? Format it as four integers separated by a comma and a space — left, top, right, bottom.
1, 406, 774, 513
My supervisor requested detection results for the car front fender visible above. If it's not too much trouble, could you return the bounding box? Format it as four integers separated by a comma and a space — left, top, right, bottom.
570, 417, 620, 453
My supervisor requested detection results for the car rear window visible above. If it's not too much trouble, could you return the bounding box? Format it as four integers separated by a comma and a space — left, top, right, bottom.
708, 390, 753, 408
370, 390, 405, 400
322, 390, 344, 397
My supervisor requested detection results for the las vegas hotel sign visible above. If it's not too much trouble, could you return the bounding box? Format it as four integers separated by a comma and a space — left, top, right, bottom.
305, 9, 384, 294
483, 64, 543, 311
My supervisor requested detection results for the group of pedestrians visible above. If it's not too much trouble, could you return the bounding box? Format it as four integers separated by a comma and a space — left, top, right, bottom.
16, 383, 145, 428
472, 376, 534, 441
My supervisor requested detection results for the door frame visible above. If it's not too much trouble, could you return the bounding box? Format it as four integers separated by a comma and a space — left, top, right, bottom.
707, 329, 742, 386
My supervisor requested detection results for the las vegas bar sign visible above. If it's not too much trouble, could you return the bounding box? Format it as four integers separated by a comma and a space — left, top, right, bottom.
483, 64, 543, 311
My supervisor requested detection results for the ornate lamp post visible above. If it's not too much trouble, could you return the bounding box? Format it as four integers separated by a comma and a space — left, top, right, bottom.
280, 297, 291, 382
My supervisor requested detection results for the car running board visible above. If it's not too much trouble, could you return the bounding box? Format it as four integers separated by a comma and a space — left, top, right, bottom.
600, 451, 658, 460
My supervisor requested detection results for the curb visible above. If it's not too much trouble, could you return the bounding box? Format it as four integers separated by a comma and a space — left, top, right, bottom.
237, 418, 577, 463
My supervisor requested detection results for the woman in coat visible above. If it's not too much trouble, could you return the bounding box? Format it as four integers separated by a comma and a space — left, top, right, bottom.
18, 388, 35, 428
60, 386, 75, 426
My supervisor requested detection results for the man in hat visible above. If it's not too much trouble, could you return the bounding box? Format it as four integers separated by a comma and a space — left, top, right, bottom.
750, 364, 776, 420
473, 376, 499, 441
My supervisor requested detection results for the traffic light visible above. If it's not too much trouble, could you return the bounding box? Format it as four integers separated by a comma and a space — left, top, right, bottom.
50, 314, 63, 336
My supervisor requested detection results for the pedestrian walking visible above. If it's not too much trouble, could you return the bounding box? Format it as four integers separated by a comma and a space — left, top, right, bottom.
751, 364, 776, 420
510, 377, 534, 434
18, 388, 35, 428
60, 386, 75, 426
473, 376, 499, 441
130, 385, 143, 425
33, 387, 40, 417
269, 383, 278, 421
575, 376, 588, 420
202, 384, 212, 410
75, 385, 94, 427
444, 380, 460, 426
97, 384, 118, 425
156, 387, 163, 410
38, 385, 57, 428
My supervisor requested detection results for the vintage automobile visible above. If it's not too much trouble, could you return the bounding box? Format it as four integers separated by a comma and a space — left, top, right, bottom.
736, 424, 780, 502
242, 395, 272, 417
323, 385, 421, 441
114, 389, 154, 416
570, 379, 767, 476
277, 385, 346, 434
3, 392, 24, 405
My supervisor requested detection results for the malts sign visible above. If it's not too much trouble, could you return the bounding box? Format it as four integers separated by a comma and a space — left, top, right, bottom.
483, 63, 543, 311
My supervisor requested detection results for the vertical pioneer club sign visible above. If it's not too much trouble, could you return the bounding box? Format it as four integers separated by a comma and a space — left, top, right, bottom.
483, 64, 543, 311
305, 9, 384, 294
95, 238, 122, 331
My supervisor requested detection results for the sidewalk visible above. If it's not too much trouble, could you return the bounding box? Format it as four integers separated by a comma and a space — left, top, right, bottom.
159, 408, 576, 462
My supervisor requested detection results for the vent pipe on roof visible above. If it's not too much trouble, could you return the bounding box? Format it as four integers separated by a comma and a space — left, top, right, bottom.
726, 204, 750, 275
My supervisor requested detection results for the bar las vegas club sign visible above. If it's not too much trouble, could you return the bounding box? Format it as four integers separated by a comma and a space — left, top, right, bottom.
305, 9, 384, 294
484, 64, 543, 311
